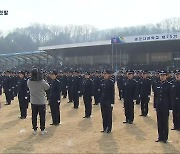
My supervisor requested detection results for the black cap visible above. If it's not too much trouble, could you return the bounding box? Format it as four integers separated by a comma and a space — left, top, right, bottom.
18, 71, 25, 75
126, 70, 134, 74
73, 70, 79, 73
174, 70, 180, 75
159, 70, 167, 75
142, 70, 148, 74
50, 70, 58, 75
85, 72, 91, 75
103, 70, 112, 74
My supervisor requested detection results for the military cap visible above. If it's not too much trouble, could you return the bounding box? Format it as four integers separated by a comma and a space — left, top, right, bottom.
126, 70, 134, 74
142, 70, 149, 74
159, 70, 167, 75
85, 72, 91, 75
73, 70, 79, 73
18, 70, 25, 75
174, 70, 180, 75
103, 70, 112, 74
50, 70, 58, 75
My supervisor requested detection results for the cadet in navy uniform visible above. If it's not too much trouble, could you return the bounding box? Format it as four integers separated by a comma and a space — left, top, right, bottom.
67, 70, 73, 103
93, 70, 101, 105
72, 70, 80, 109
117, 71, 125, 100
82, 72, 93, 118
171, 70, 180, 131
3, 71, 12, 105
152, 71, 160, 108
17, 71, 29, 119
62, 71, 68, 99
100, 70, 115, 133
49, 70, 62, 126
134, 70, 141, 105
122, 70, 137, 124
139, 71, 151, 117
155, 71, 171, 143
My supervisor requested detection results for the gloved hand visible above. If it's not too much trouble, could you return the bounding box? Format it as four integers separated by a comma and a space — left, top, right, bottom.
98, 89, 100, 92
25, 97, 28, 100
111, 104, 114, 108
78, 91, 80, 94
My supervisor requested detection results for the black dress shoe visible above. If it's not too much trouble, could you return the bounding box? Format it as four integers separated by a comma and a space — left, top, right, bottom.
171, 128, 177, 130
155, 139, 162, 142
50, 123, 54, 125
54, 123, 60, 126
100, 130, 106, 133
128, 121, 133, 124
83, 116, 87, 118
162, 140, 167, 144
139, 114, 144, 116
18, 117, 26, 119
106, 130, 111, 133
123, 121, 128, 124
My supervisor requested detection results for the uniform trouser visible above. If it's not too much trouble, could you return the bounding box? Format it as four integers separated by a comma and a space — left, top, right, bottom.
172, 101, 180, 129
136, 94, 140, 104
118, 87, 122, 100
153, 93, 157, 108
83, 97, 92, 117
124, 100, 134, 122
140, 96, 149, 116
156, 105, 169, 141
101, 104, 113, 131
73, 92, 79, 108
5, 91, 11, 104
49, 101, 60, 124
11, 88, 14, 100
18, 97, 28, 118
94, 90, 101, 104
14, 86, 18, 97
31, 104, 46, 131
62, 88, 67, 98
68, 89, 73, 102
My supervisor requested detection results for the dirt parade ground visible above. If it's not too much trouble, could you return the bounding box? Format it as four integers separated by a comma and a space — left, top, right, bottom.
0, 87, 180, 153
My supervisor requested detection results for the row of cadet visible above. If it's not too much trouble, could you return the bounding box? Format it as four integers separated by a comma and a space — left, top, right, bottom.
0, 69, 180, 142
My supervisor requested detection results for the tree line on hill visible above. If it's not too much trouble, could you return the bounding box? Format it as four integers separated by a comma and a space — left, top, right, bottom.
0, 18, 180, 54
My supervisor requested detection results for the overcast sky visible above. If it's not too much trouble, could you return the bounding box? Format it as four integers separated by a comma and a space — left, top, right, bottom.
1, 0, 180, 34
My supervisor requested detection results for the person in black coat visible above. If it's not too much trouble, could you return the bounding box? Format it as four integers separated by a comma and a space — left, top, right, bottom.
62, 71, 68, 99
116, 71, 125, 100
139, 71, 151, 117
152, 71, 160, 108
72, 70, 80, 109
122, 70, 137, 124
82, 72, 93, 118
3, 71, 12, 105
93, 70, 101, 105
17, 71, 29, 119
134, 70, 141, 105
100, 70, 115, 133
49, 70, 62, 126
171, 70, 180, 131
154, 71, 172, 143
67, 71, 73, 103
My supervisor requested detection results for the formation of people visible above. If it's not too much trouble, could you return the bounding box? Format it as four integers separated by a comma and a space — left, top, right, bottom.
0, 67, 180, 143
